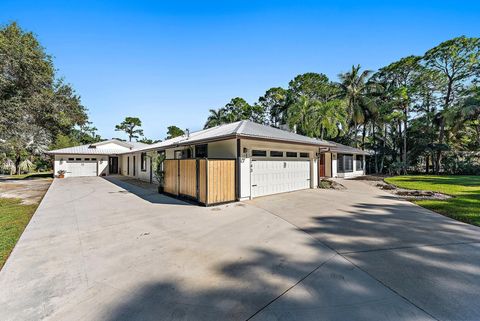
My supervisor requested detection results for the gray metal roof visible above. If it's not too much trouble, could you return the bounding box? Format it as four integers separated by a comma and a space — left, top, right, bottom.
328, 142, 371, 155
47, 139, 149, 155
47, 122, 368, 156
139, 120, 336, 152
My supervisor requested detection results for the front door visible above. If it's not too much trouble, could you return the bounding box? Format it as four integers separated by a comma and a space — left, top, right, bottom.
109, 157, 118, 174
319, 154, 325, 177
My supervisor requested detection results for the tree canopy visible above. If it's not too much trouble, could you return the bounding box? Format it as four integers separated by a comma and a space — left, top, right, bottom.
202, 36, 480, 175
0, 22, 95, 174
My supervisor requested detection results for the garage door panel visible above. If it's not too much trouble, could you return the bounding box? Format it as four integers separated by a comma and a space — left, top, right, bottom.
66, 161, 97, 177
251, 160, 310, 198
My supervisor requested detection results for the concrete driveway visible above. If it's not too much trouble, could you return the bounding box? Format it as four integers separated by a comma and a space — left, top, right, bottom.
1, 177, 479, 320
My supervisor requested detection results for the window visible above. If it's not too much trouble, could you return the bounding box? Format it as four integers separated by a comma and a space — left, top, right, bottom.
195, 144, 208, 158
84, 158, 90, 161
252, 150, 267, 157
356, 155, 364, 170
141, 152, 147, 171
299, 152, 309, 158
270, 151, 283, 157
174, 149, 192, 159
91, 158, 97, 161
127, 157, 130, 175
75, 158, 81, 161
174, 150, 182, 159
68, 158, 74, 161
338, 154, 353, 173
286, 152, 297, 158
133, 156, 136, 176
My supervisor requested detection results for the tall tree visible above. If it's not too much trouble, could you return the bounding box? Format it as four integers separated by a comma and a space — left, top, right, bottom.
375, 56, 422, 171
0, 22, 88, 173
115, 117, 144, 142
423, 36, 480, 173
166, 125, 185, 139
338, 65, 373, 148
258, 87, 289, 126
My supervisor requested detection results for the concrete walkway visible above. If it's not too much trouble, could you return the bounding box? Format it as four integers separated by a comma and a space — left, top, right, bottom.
1, 177, 479, 320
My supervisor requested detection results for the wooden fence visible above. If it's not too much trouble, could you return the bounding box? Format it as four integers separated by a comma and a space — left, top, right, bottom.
163, 159, 236, 206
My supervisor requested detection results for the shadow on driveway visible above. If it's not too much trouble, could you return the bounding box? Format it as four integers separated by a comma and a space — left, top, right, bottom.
103, 176, 190, 206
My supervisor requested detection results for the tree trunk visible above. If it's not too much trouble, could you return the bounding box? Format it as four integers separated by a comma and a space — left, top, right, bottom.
15, 155, 21, 175
435, 79, 453, 174
362, 124, 366, 150
373, 121, 378, 173
403, 105, 408, 175
425, 155, 429, 174
353, 120, 358, 148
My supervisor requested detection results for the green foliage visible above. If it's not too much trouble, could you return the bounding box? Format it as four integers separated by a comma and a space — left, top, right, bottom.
0, 22, 91, 173
50, 133, 80, 150
115, 117, 143, 142
0, 198, 38, 269
150, 152, 166, 187
385, 175, 480, 226
166, 126, 185, 139
204, 97, 265, 129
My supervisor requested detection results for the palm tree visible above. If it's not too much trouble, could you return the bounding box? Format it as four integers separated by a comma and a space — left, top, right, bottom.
312, 99, 348, 140
338, 65, 373, 147
286, 95, 318, 136
204, 108, 226, 129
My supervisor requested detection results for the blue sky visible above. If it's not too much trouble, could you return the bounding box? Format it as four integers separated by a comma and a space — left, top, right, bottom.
1, 1, 479, 140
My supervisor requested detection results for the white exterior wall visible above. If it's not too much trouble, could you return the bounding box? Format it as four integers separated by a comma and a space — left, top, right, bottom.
121, 152, 152, 183
333, 153, 365, 178
312, 158, 318, 188
331, 153, 338, 177
208, 139, 236, 158
54, 154, 109, 177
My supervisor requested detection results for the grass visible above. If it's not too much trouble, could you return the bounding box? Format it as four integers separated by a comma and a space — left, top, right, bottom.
5, 171, 53, 180
0, 198, 37, 269
385, 175, 480, 226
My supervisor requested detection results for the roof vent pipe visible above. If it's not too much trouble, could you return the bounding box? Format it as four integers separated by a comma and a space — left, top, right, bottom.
185, 128, 190, 139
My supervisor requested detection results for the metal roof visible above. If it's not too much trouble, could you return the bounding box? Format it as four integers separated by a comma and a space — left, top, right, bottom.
47, 139, 149, 155
47, 122, 368, 156
139, 120, 336, 152
327, 142, 371, 155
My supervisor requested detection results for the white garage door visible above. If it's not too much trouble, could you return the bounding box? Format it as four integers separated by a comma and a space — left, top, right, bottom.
251, 160, 310, 198
66, 161, 97, 177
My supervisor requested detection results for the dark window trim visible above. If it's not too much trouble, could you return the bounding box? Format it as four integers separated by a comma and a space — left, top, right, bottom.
133, 156, 136, 176
195, 144, 208, 158
338, 154, 354, 173
270, 151, 283, 157
141, 152, 147, 171
252, 150, 267, 157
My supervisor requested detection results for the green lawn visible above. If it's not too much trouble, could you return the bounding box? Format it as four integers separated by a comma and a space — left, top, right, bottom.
0, 198, 37, 269
385, 175, 480, 226
5, 172, 53, 180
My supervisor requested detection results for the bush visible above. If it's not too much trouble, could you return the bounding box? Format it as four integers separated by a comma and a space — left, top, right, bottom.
442, 153, 480, 175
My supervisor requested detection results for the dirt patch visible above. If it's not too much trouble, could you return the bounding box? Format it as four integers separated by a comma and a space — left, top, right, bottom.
0, 178, 52, 205
365, 179, 451, 201
318, 179, 347, 190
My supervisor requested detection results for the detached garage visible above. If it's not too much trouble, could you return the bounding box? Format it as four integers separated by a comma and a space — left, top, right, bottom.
47, 140, 148, 178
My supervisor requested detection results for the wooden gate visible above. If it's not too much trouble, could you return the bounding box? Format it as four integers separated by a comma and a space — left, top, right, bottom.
164, 160, 178, 195
163, 158, 236, 206
179, 159, 197, 198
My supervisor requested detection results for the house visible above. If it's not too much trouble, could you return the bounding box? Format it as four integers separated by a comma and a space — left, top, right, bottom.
48, 120, 368, 204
